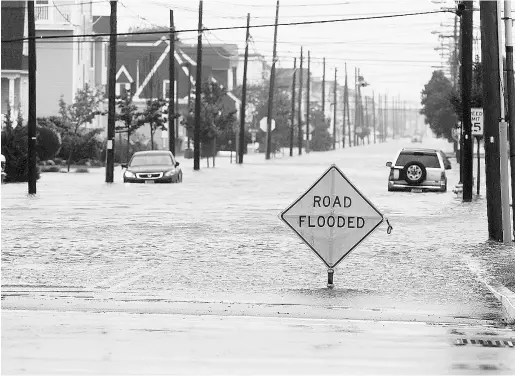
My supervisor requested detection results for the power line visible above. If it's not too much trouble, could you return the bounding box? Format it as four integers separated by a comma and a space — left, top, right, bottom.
2, 10, 451, 43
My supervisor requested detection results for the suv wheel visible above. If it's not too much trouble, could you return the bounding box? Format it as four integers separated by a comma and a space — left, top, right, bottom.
403, 161, 426, 185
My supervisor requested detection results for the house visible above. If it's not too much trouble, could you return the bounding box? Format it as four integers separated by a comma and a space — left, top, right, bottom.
236, 52, 268, 86
1, 1, 28, 124
115, 33, 241, 150
34, 0, 108, 127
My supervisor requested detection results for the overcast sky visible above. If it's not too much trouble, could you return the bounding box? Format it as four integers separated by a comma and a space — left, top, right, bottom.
93, 0, 514, 107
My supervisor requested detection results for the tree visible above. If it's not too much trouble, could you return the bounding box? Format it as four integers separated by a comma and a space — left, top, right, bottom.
233, 80, 292, 152
309, 107, 333, 151
36, 126, 61, 161
420, 70, 457, 142
182, 81, 237, 167
140, 98, 168, 150
449, 60, 483, 122
115, 90, 143, 160
58, 83, 105, 171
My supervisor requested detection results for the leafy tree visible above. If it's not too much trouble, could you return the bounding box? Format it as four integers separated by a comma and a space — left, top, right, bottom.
115, 91, 144, 160
1, 104, 40, 182
309, 107, 333, 151
233, 81, 292, 152
58, 83, 105, 171
420, 70, 457, 142
449, 61, 483, 123
140, 98, 168, 150
182, 81, 237, 167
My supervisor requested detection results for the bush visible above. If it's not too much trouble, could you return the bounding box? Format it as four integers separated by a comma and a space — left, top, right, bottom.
53, 157, 65, 165
90, 160, 104, 167
75, 167, 89, 173
41, 165, 61, 172
310, 128, 333, 151
36, 126, 61, 161
1, 122, 41, 183
45, 159, 56, 166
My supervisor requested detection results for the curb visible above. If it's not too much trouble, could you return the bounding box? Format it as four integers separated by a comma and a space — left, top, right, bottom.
464, 255, 515, 323
483, 281, 515, 323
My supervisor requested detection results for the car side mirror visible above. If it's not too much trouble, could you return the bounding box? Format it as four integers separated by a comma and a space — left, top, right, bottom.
386, 162, 392, 168
121, 163, 127, 169
175, 162, 180, 167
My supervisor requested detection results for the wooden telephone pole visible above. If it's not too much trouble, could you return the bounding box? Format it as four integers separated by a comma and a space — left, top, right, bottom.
238, 13, 250, 164
168, 10, 175, 155
266, 0, 280, 160
333, 67, 337, 150
290, 58, 297, 157
298, 47, 303, 155
105, 0, 117, 183
194, 0, 203, 171
28, 1, 37, 194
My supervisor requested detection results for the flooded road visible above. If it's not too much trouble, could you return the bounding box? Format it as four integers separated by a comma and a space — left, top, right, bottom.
2, 137, 515, 374
1, 137, 508, 321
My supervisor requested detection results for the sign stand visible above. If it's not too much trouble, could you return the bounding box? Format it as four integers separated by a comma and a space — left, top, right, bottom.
327, 268, 334, 289
476, 136, 481, 195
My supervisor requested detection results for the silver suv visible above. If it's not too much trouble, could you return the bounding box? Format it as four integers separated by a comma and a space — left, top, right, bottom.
386, 148, 448, 192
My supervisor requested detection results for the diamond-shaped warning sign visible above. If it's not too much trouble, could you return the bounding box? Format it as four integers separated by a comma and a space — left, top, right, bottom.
280, 164, 383, 268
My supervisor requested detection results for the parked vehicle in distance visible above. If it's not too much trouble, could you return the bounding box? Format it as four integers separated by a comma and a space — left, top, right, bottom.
386, 148, 447, 192
122, 150, 182, 184
411, 135, 422, 143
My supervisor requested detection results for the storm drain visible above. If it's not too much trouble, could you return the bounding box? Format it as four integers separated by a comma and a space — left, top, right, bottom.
455, 338, 514, 347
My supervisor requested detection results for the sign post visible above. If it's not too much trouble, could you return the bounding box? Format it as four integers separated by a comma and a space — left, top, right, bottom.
279, 164, 384, 288
471, 108, 484, 195
260, 117, 275, 156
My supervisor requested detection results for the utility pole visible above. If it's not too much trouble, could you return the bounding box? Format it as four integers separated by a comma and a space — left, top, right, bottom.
306, 50, 311, 153
505, 0, 515, 239
384, 94, 388, 141
372, 91, 376, 144
266, 0, 279, 160
322, 57, 326, 116
345, 63, 351, 148
354, 67, 358, 146
290, 57, 297, 157
298, 47, 303, 156
480, 0, 503, 241
239, 13, 250, 164
169, 10, 175, 155
194, 0, 203, 171
105, 0, 117, 183
461, 1, 473, 202
333, 67, 337, 150
28, 1, 37, 194
187, 63, 192, 150
175, 67, 179, 145
342, 65, 346, 148
497, 1, 511, 243
452, 14, 459, 88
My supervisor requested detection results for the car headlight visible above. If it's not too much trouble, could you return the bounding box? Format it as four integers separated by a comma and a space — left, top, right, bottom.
164, 169, 176, 177
125, 170, 135, 178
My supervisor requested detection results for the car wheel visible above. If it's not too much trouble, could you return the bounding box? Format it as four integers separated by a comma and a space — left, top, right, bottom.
402, 161, 426, 185
440, 184, 447, 193
177, 172, 182, 183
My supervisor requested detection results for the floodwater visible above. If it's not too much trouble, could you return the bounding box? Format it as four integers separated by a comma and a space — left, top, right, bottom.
1, 136, 511, 324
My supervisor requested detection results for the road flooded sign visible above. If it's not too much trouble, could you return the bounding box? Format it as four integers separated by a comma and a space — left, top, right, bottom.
280, 164, 384, 268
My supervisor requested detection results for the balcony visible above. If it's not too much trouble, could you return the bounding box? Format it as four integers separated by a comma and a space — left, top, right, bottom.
35, 2, 75, 30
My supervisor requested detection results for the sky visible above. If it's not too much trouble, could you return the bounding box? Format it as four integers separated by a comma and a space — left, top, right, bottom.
93, 0, 515, 108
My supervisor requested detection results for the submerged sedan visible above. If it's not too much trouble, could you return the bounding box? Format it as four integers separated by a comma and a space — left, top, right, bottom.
122, 150, 183, 184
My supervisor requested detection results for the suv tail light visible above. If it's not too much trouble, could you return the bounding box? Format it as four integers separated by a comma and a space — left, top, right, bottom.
441, 171, 446, 180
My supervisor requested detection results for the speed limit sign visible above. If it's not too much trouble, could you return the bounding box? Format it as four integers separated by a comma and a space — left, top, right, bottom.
471, 108, 483, 137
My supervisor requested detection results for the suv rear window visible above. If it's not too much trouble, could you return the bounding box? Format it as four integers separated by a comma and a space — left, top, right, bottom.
395, 152, 441, 168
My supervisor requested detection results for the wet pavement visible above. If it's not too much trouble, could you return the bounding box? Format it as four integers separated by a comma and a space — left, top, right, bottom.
2, 136, 515, 374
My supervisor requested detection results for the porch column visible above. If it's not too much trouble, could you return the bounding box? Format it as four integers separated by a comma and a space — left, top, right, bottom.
8, 77, 15, 109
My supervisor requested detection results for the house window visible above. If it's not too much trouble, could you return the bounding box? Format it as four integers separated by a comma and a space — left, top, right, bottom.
116, 83, 131, 97
35, 0, 49, 21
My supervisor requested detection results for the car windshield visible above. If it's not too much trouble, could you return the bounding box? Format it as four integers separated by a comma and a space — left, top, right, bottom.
395, 152, 441, 168
130, 154, 174, 167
